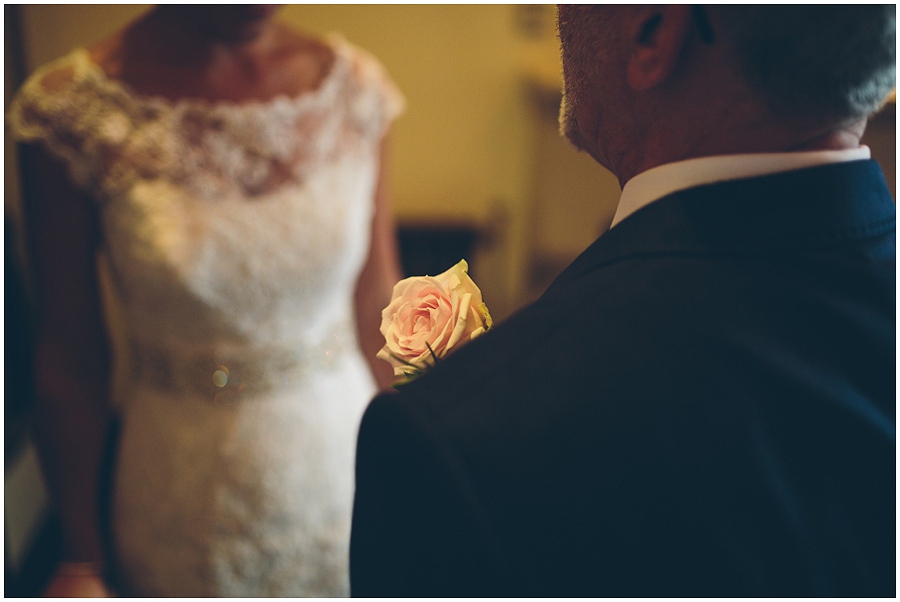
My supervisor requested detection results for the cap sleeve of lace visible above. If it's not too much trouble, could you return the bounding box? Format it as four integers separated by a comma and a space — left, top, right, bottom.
336, 37, 406, 140
7, 49, 131, 194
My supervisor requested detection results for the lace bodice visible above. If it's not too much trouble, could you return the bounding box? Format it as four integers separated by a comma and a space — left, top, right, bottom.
9, 34, 404, 356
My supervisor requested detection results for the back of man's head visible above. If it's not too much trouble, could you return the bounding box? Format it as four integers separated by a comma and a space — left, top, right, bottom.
715, 5, 896, 124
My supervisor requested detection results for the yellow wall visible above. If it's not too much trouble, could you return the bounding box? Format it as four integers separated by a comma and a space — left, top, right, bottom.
285, 6, 530, 215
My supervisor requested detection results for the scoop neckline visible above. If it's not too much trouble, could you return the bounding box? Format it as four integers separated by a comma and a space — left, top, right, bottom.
68, 32, 349, 112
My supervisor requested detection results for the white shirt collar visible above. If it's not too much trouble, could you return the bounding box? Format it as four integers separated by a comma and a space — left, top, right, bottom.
610, 146, 872, 229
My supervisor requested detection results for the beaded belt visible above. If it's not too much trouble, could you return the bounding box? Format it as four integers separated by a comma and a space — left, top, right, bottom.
129, 322, 355, 403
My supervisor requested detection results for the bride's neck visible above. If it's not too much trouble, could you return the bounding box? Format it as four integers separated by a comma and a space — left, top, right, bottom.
132, 6, 280, 66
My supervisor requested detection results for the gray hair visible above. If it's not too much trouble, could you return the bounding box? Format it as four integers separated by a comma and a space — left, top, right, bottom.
715, 5, 896, 122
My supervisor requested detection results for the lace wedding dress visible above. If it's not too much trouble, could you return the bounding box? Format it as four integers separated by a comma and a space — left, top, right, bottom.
9, 35, 403, 597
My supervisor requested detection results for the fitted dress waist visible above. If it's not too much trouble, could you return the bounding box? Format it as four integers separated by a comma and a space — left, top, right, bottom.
128, 320, 357, 403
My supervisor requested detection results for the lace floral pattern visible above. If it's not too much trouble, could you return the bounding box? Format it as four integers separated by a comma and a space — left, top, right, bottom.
8, 34, 404, 200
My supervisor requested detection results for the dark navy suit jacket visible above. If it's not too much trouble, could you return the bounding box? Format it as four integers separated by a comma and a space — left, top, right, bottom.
350, 160, 896, 597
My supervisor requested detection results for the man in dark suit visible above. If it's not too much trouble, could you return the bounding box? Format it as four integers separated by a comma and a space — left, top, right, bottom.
350, 6, 895, 596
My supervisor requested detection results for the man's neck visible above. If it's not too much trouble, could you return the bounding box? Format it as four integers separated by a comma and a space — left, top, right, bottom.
787, 120, 868, 152
615, 118, 868, 188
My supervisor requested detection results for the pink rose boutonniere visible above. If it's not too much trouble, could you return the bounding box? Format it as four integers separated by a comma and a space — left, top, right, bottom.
377, 259, 493, 386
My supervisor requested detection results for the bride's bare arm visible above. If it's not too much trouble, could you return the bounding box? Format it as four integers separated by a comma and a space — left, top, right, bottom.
19, 143, 113, 596
355, 137, 403, 391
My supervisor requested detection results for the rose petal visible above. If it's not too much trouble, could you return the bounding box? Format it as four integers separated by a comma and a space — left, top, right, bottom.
445, 292, 473, 351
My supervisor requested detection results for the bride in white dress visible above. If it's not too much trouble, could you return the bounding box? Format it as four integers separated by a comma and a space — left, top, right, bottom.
8, 5, 403, 597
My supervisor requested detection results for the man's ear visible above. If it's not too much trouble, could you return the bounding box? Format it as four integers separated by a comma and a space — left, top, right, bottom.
626, 5, 693, 92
